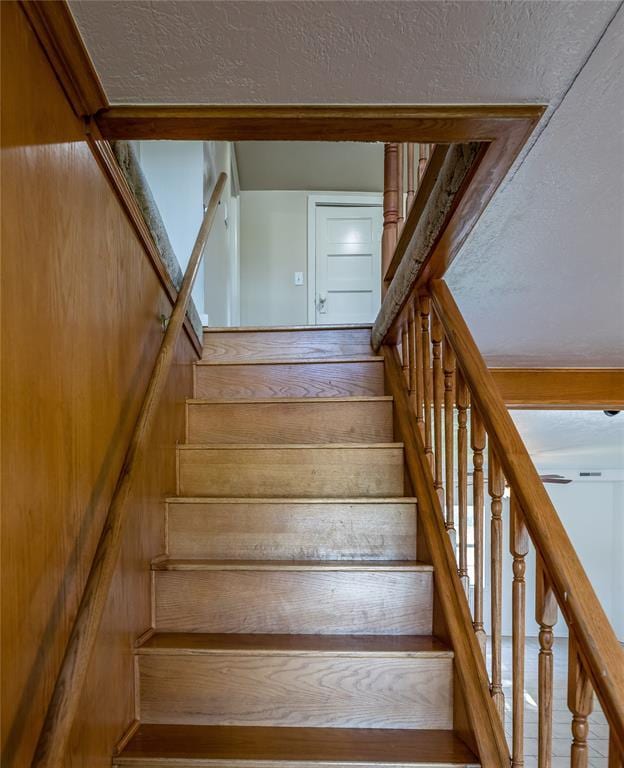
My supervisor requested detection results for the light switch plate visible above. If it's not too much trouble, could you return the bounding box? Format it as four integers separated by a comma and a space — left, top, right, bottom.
294, 271, 304, 286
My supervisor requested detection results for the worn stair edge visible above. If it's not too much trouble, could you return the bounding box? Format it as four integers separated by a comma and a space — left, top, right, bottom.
186, 396, 393, 404
203, 324, 373, 332
195, 356, 384, 366
114, 725, 480, 767
177, 443, 404, 451
135, 633, 453, 658
151, 559, 434, 572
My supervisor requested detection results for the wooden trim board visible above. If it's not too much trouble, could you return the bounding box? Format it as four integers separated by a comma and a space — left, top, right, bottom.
491, 368, 624, 409
95, 104, 543, 142
19, 0, 107, 116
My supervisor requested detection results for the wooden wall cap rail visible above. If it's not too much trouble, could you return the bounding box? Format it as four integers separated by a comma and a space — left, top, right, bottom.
95, 104, 545, 141
429, 279, 624, 745
372, 142, 482, 351
31, 174, 227, 768
383, 345, 510, 767
19, 0, 108, 116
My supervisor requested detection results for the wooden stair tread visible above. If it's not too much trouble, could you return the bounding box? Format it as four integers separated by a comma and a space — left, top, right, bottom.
178, 442, 403, 450
137, 633, 452, 657
203, 324, 373, 332
152, 559, 433, 572
186, 395, 393, 404
195, 356, 383, 366
116, 724, 479, 766
165, 496, 418, 504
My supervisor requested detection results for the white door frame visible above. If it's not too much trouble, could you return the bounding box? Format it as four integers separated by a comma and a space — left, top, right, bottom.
306, 193, 383, 324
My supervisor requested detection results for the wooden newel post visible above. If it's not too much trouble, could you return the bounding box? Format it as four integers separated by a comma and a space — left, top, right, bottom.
382, 143, 399, 292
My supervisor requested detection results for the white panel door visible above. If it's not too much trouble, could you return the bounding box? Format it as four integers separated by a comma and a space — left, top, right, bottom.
315, 205, 382, 325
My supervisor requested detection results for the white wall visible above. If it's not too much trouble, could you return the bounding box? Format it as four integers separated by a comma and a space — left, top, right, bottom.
480, 480, 624, 641
137, 140, 240, 327
203, 142, 239, 327
240, 190, 381, 327
138, 141, 206, 319
240, 191, 309, 327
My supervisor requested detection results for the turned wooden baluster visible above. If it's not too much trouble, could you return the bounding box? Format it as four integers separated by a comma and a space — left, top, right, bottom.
510, 492, 529, 768
536, 558, 558, 768
406, 143, 415, 212
443, 336, 456, 547
407, 302, 416, 406
382, 143, 399, 285
401, 325, 409, 385
488, 444, 506, 722
397, 142, 404, 234
471, 405, 486, 655
420, 296, 434, 469
418, 142, 428, 185
414, 296, 425, 435
431, 310, 444, 507
456, 368, 470, 595
568, 635, 594, 768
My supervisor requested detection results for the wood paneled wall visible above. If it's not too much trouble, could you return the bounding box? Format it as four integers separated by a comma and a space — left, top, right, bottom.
1, 4, 196, 766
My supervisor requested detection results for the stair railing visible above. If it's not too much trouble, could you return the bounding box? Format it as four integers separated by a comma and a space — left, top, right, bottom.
381, 275, 624, 765
31, 173, 227, 768
382, 142, 442, 291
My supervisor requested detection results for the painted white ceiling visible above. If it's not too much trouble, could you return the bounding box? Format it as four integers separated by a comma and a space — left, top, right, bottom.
69, 0, 624, 366
234, 142, 383, 192
511, 410, 624, 473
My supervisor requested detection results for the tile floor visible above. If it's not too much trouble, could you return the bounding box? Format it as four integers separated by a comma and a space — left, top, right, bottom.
493, 636, 613, 768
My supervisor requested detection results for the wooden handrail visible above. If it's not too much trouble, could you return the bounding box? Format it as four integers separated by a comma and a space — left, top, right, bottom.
32, 172, 227, 768
429, 278, 624, 748
384, 346, 511, 767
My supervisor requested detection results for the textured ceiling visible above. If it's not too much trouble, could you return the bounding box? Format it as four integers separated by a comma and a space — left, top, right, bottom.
69, 0, 624, 366
447, 6, 624, 367
70, 1, 616, 106
511, 410, 624, 472
235, 142, 383, 192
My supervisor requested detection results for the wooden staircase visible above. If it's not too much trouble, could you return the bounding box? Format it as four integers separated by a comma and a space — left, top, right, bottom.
115, 325, 479, 767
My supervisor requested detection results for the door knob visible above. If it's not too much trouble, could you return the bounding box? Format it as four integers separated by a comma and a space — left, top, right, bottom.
317, 295, 327, 313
